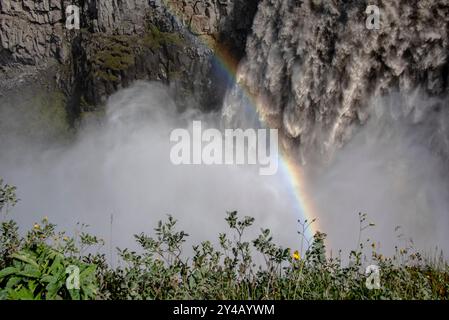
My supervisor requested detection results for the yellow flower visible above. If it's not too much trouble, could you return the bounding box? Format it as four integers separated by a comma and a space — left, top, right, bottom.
292, 250, 301, 261
33, 223, 40, 230
63, 236, 69, 241
43, 216, 48, 222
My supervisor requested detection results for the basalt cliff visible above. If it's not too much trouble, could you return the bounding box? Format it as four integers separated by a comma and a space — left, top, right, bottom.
1, 0, 449, 161
0, 0, 259, 122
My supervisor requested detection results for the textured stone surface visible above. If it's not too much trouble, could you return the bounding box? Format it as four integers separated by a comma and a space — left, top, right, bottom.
0, 0, 260, 114
0, 0, 70, 66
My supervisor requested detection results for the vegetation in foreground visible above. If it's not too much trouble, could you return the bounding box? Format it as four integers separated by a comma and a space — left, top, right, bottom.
0, 179, 448, 300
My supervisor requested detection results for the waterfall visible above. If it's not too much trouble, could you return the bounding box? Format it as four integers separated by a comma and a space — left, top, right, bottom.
219, 0, 449, 254
232, 0, 449, 164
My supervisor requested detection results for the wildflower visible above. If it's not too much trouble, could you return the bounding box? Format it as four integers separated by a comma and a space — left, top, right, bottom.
292, 250, 301, 261
33, 223, 40, 230
63, 236, 69, 241
43, 216, 48, 223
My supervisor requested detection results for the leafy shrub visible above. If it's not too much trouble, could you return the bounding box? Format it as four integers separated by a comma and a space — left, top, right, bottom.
0, 181, 99, 300
0, 180, 448, 300
0, 245, 97, 300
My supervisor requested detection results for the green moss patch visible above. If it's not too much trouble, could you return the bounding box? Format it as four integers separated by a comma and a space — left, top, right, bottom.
88, 24, 184, 83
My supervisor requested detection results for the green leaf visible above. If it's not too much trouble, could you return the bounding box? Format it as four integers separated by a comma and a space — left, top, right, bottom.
68, 288, 80, 300
5, 277, 21, 289
17, 264, 41, 278
0, 267, 18, 279
46, 280, 64, 300
80, 265, 96, 280
41, 275, 55, 283
11, 252, 39, 269
48, 254, 64, 275
8, 286, 34, 300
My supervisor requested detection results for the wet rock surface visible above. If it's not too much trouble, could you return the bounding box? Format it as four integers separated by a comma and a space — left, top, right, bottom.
0, 0, 260, 117
2, 0, 448, 163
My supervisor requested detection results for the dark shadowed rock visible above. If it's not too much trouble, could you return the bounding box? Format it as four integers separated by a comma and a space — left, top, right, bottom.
0, 0, 260, 119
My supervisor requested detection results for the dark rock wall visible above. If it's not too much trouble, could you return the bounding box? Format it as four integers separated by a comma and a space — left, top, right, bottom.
0, 0, 260, 120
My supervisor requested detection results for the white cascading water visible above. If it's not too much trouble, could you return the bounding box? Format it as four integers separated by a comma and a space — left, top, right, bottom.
222, 0, 449, 256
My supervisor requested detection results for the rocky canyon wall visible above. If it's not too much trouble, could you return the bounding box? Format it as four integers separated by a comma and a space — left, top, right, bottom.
0, 0, 260, 120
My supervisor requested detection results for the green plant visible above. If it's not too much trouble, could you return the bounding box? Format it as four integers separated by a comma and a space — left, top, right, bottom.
0, 245, 97, 300
0, 179, 18, 218
0, 181, 100, 300
0, 179, 448, 300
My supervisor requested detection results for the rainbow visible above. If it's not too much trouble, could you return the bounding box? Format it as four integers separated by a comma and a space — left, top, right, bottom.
155, 1, 320, 239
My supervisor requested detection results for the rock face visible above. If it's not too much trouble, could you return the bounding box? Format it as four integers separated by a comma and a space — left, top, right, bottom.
0, 0, 72, 96
161, 0, 259, 57
0, 0, 260, 117
0, 0, 69, 66
227, 0, 449, 163
5, 0, 447, 164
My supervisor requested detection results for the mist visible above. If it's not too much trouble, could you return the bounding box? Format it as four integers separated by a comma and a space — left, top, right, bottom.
0, 81, 301, 261
1, 81, 448, 262
308, 89, 449, 258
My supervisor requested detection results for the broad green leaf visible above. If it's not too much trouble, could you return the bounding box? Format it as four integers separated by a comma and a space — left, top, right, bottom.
5, 277, 21, 289
11, 252, 39, 269
17, 265, 41, 278
41, 275, 55, 283
49, 254, 64, 274
68, 288, 80, 300
0, 267, 18, 279
8, 286, 34, 300
80, 265, 96, 279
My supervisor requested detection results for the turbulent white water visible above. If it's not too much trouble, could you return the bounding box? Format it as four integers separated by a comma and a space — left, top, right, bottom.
223, 67, 449, 257
308, 90, 449, 256
240, 0, 449, 162
222, 0, 449, 256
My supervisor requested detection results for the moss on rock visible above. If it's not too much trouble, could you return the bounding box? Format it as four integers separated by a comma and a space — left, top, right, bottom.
88, 24, 184, 84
